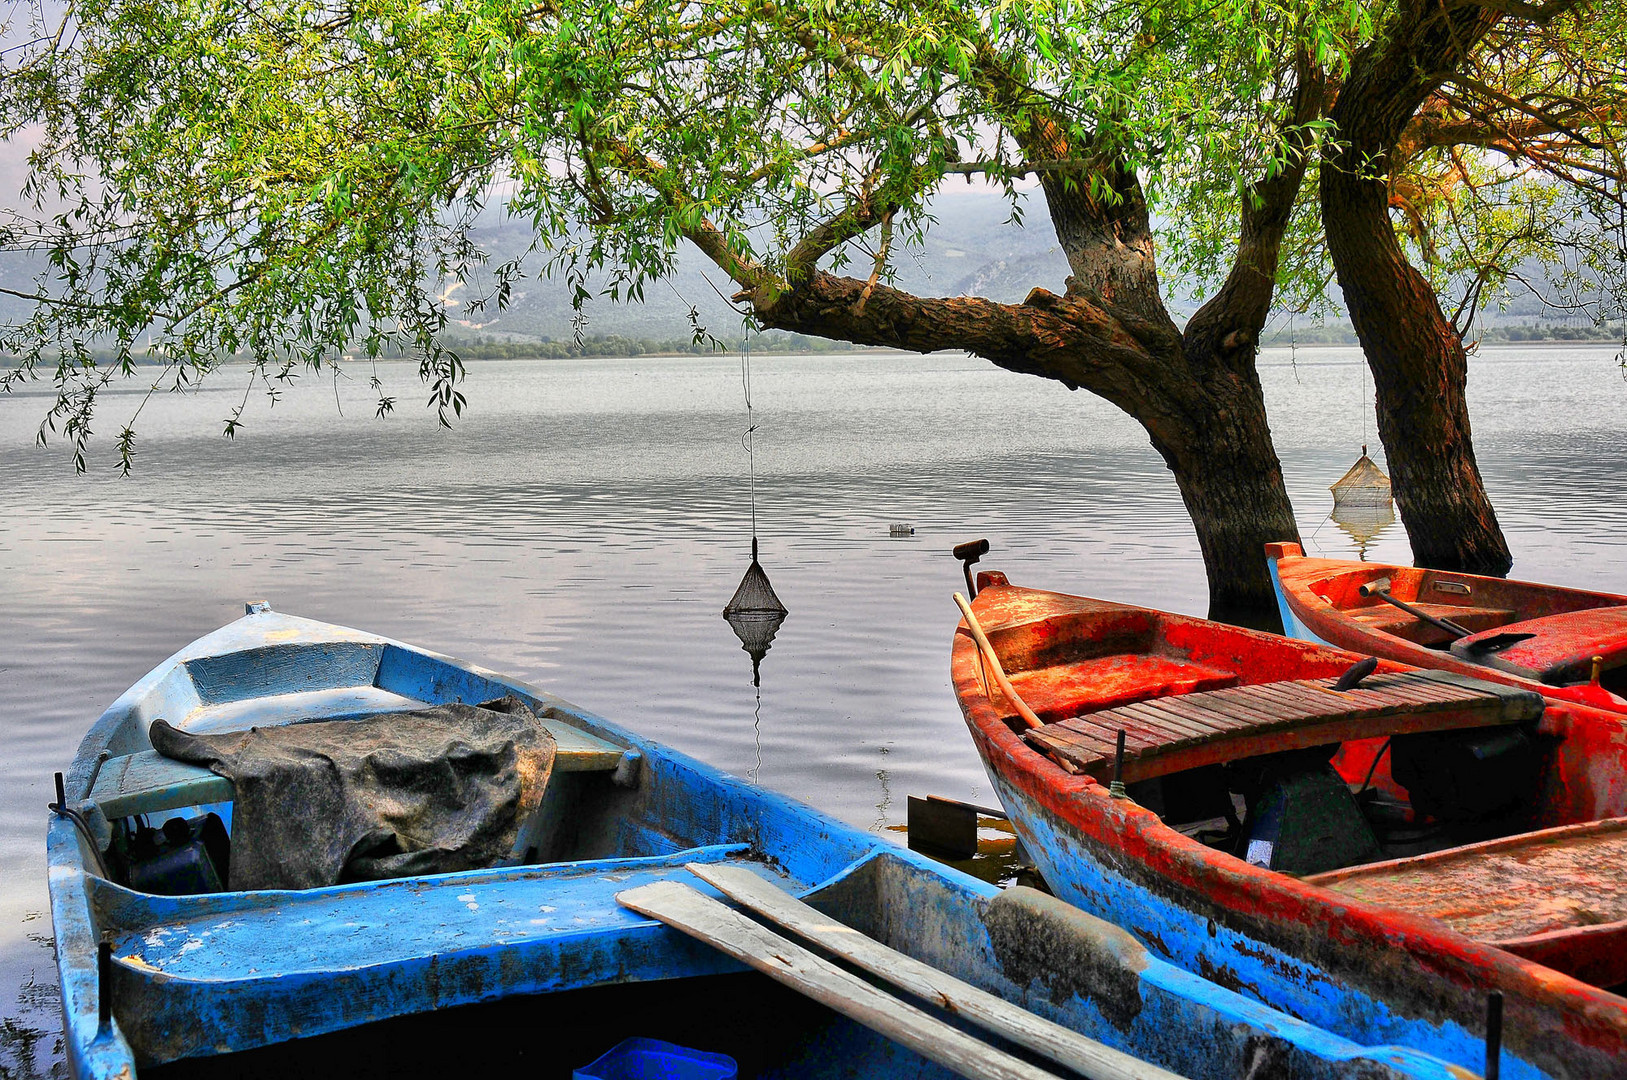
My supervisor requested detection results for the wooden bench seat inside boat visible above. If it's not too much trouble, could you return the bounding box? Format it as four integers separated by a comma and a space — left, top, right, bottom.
1023, 670, 1543, 784
1306, 818, 1627, 987
1346, 602, 1518, 645
1004, 655, 1241, 722
89, 718, 628, 820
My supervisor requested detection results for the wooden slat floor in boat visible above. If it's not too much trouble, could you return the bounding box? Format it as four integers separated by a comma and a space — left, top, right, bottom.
1024, 670, 1543, 783
1306, 819, 1627, 946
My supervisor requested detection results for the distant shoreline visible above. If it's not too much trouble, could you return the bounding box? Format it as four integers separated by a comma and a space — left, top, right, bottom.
7, 329, 1621, 368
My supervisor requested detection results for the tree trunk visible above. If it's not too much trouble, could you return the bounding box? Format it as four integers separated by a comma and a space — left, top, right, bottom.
1321, 3, 1513, 575
1152, 378, 1302, 630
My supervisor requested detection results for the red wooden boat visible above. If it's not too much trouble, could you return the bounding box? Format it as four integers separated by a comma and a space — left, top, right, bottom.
952, 570, 1627, 1079
1267, 542, 1627, 714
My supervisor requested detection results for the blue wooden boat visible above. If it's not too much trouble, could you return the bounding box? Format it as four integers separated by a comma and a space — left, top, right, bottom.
50, 603, 1475, 1079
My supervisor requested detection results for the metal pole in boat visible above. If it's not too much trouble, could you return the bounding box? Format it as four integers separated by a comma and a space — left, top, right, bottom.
1485, 991, 1503, 1080
1110, 730, 1128, 799
1358, 578, 1474, 639
954, 539, 990, 599
98, 932, 114, 1033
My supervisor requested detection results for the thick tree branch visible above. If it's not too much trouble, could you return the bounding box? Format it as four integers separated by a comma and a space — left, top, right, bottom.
1186, 54, 1328, 371
743, 270, 1183, 425
599, 140, 780, 295
1447, 73, 1604, 148
783, 191, 898, 280
1445, 0, 1583, 24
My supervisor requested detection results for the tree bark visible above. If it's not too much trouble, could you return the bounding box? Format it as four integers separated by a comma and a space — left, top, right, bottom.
1321, 1, 1514, 576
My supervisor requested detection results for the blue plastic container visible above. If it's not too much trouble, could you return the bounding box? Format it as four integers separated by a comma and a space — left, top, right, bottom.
572, 1037, 738, 1080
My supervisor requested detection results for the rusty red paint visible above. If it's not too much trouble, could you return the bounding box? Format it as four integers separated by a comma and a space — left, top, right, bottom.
953, 572, 1627, 1075
1268, 543, 1627, 714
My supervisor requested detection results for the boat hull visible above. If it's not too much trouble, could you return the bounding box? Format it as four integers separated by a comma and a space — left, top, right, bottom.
954, 578, 1627, 1080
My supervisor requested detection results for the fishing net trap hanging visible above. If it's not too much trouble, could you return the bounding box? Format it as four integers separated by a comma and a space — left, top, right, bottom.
722, 339, 786, 684
1331, 445, 1392, 511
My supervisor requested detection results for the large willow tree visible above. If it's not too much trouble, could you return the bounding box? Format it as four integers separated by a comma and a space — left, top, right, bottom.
4, 0, 1349, 622
4, 0, 1619, 619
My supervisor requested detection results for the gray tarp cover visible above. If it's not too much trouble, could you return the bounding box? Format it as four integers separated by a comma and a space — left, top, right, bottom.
149, 696, 556, 890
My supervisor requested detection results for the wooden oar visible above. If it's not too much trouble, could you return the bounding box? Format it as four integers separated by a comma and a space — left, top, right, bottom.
1359, 578, 1474, 639
954, 591, 1045, 730
686, 863, 1188, 1080
616, 880, 1057, 1080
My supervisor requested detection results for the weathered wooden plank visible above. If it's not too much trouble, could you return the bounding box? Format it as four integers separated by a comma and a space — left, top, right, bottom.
1030, 666, 1532, 784
1027, 743, 1107, 774
686, 863, 1190, 1080
1038, 723, 1121, 757
615, 881, 1059, 1080
1217, 680, 1349, 713
1334, 678, 1463, 705
1240, 683, 1354, 713
1117, 699, 1228, 736
1060, 714, 1166, 753
1154, 691, 1284, 730
1024, 726, 1111, 759
1026, 729, 1113, 770
1410, 670, 1547, 721
1136, 695, 1255, 733
89, 752, 233, 819
1111, 702, 1216, 743
1306, 817, 1627, 986
1066, 719, 1197, 763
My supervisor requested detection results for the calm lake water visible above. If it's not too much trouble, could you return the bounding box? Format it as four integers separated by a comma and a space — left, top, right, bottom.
2, 344, 1623, 1075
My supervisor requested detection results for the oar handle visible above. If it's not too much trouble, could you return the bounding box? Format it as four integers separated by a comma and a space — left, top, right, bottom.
954, 592, 1045, 730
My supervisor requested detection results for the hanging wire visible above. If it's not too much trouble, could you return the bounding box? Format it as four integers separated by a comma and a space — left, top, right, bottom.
1361, 350, 1369, 448
750, 689, 763, 786
1617, 172, 1627, 369
740, 334, 758, 544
